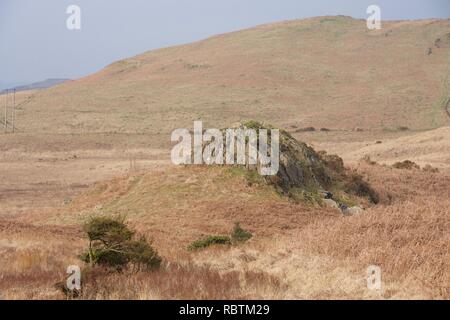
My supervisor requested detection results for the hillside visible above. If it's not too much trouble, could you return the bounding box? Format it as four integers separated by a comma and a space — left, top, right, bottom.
4, 157, 448, 299
15, 16, 450, 136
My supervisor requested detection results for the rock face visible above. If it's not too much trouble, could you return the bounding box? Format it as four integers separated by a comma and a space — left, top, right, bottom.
261, 123, 378, 206
206, 121, 379, 207
275, 132, 333, 193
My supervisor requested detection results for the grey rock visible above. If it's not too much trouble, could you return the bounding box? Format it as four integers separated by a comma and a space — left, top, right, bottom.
342, 206, 364, 216
323, 198, 339, 209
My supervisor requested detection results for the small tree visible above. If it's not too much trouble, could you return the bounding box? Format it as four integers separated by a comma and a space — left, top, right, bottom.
81, 216, 161, 272
126, 236, 162, 271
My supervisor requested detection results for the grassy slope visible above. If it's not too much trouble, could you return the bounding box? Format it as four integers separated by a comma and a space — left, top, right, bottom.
2, 163, 448, 299
16, 16, 450, 136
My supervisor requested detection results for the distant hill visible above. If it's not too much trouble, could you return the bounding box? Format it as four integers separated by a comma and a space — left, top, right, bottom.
14, 16, 450, 135
1, 78, 70, 94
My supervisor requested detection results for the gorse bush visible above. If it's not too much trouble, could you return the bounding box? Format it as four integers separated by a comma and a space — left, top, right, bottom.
231, 222, 252, 244
84, 216, 134, 245
187, 235, 231, 251
188, 222, 253, 251
81, 216, 161, 271
126, 236, 162, 270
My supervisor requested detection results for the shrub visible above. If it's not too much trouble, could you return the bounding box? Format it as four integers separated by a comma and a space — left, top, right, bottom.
344, 172, 379, 204
422, 164, 439, 173
392, 160, 420, 170
83, 216, 133, 246
295, 126, 316, 132
318, 151, 345, 173
188, 235, 231, 251
231, 222, 252, 244
126, 236, 162, 271
81, 216, 161, 271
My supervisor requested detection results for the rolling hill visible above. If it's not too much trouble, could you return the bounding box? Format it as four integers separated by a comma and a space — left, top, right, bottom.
14, 16, 450, 136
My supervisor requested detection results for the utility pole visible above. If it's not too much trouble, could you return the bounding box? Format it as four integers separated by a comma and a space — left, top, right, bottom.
4, 89, 7, 133
12, 89, 15, 133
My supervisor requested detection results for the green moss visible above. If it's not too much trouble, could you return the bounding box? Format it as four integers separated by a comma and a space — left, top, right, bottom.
245, 169, 266, 186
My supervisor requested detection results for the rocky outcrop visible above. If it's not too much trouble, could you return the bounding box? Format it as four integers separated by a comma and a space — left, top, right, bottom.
207, 121, 379, 208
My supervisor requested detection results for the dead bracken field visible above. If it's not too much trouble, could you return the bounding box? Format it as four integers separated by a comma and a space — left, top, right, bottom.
0, 138, 448, 299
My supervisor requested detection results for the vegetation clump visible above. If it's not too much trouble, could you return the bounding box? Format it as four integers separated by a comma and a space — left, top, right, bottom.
295, 126, 316, 132
343, 171, 379, 204
81, 216, 161, 271
188, 222, 253, 251
392, 160, 420, 170
422, 164, 439, 173
231, 222, 253, 244
360, 155, 377, 165
187, 235, 231, 251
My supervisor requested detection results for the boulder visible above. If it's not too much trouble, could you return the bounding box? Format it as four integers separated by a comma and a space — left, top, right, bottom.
204, 121, 378, 205
342, 206, 364, 216
323, 198, 339, 209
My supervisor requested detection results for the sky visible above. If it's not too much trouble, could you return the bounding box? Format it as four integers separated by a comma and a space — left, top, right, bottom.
0, 0, 449, 87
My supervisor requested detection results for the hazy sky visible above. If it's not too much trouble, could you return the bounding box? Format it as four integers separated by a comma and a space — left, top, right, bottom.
0, 0, 449, 86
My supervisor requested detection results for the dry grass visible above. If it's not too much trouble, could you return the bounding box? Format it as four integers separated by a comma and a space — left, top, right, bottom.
0, 163, 448, 299
77, 264, 282, 300
295, 164, 450, 298
1, 15, 449, 299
